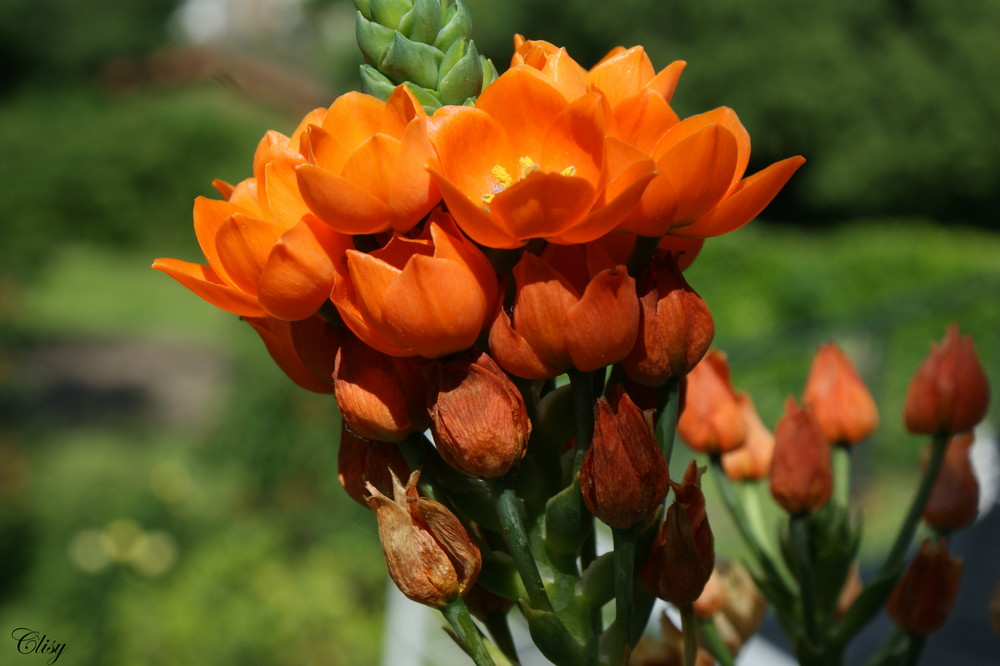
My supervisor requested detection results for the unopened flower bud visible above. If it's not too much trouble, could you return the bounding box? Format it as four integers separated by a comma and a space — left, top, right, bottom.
334, 332, 428, 442
677, 351, 746, 454
721, 393, 775, 482
580, 387, 670, 528
803, 342, 878, 445
904, 324, 990, 436
923, 432, 979, 531
769, 397, 832, 515
338, 425, 410, 506
641, 460, 715, 605
622, 250, 715, 387
887, 538, 962, 635
428, 352, 530, 478
367, 470, 481, 608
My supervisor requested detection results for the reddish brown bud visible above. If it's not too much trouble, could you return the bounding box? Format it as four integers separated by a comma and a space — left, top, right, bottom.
803, 342, 878, 445
923, 433, 979, 531
333, 331, 428, 442
769, 397, 832, 514
337, 425, 410, 506
887, 538, 962, 636
904, 324, 990, 436
621, 250, 715, 387
366, 470, 481, 608
677, 351, 746, 454
721, 393, 775, 482
428, 352, 531, 478
641, 461, 715, 605
580, 388, 670, 528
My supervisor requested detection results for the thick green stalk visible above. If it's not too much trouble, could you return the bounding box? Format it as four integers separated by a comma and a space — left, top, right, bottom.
699, 619, 736, 666
609, 526, 638, 666
492, 479, 552, 612
832, 444, 852, 510
790, 513, 822, 654
654, 379, 681, 466
679, 603, 698, 666
441, 597, 498, 666
482, 611, 520, 665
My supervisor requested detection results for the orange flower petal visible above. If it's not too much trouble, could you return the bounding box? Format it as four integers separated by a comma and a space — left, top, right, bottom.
428, 168, 522, 249
339, 133, 402, 208
612, 90, 680, 154
565, 267, 639, 371
214, 213, 282, 295
151, 258, 266, 317
648, 60, 686, 104
305, 124, 352, 175
490, 173, 596, 241
295, 164, 392, 234
427, 106, 514, 195
508, 253, 578, 368
320, 91, 388, 151
488, 309, 565, 380
344, 249, 401, 333
586, 46, 657, 107
540, 92, 605, 184
675, 156, 806, 238
476, 67, 573, 151
192, 196, 240, 275
262, 157, 311, 231
244, 316, 335, 393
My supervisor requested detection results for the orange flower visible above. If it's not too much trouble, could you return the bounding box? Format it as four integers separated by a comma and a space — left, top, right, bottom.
153, 110, 353, 320
904, 324, 991, 436
488, 246, 639, 379
427, 66, 656, 248
244, 314, 338, 394
677, 351, 746, 454
295, 85, 440, 235
618, 107, 806, 238
803, 342, 879, 445
721, 393, 775, 482
331, 210, 499, 358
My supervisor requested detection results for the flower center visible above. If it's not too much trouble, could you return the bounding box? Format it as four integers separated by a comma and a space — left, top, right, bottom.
481, 157, 576, 204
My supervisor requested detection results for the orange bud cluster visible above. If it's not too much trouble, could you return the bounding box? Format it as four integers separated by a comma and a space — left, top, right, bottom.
904, 324, 990, 436
769, 397, 832, 515
642, 461, 715, 605
580, 388, 670, 528
886, 538, 963, 636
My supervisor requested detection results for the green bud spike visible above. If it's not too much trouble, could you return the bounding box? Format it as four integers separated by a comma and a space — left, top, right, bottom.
354, 0, 496, 108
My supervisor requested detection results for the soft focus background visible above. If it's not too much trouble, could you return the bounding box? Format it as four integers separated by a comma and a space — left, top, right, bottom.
1, 1, 998, 664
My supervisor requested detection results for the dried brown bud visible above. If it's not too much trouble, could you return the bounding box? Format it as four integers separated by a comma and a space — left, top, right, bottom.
366, 470, 481, 608
622, 250, 715, 386
887, 538, 962, 636
337, 425, 410, 506
769, 397, 832, 515
641, 461, 715, 605
428, 352, 530, 478
923, 433, 979, 531
803, 342, 878, 445
580, 388, 670, 528
904, 324, 990, 436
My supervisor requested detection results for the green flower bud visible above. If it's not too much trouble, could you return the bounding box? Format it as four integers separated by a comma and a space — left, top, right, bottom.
356, 12, 396, 66
370, 0, 412, 29
434, 0, 473, 51
382, 32, 443, 90
397, 0, 441, 44
359, 64, 397, 101
437, 39, 482, 106
354, 0, 372, 20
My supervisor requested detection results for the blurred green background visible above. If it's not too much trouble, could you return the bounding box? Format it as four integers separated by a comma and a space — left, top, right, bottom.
0, 1, 997, 664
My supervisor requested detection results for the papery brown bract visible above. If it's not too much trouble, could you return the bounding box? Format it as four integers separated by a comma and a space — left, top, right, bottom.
904, 324, 990, 436
580, 388, 669, 528
641, 460, 714, 606
886, 538, 962, 636
677, 352, 745, 454
366, 471, 481, 608
923, 433, 979, 531
622, 250, 714, 387
721, 393, 775, 482
428, 352, 530, 478
337, 425, 410, 506
803, 342, 878, 445
769, 397, 832, 515
333, 331, 428, 442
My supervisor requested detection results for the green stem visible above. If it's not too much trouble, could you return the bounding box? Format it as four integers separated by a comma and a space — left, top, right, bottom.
491, 479, 552, 612
610, 526, 638, 666
568, 369, 596, 476
441, 597, 497, 666
790, 513, 822, 653
654, 378, 681, 467
698, 619, 736, 666
832, 444, 852, 510
904, 633, 926, 666
483, 611, 520, 665
626, 235, 661, 277
679, 603, 698, 666
400, 434, 443, 503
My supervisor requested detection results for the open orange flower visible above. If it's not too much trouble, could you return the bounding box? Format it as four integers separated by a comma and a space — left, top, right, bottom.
295, 85, 440, 235
331, 210, 499, 358
488, 244, 639, 379
153, 109, 353, 321
618, 107, 806, 238
427, 66, 655, 249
